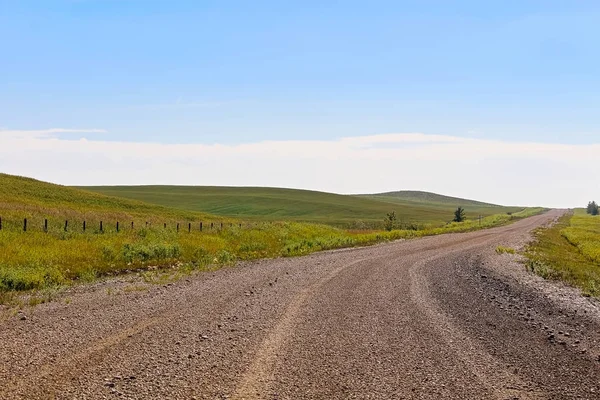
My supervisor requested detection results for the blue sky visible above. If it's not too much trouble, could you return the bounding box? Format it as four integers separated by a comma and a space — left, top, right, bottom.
2, 0, 599, 145
1, 1, 599, 206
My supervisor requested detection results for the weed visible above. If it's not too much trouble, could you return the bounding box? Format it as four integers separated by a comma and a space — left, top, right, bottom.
496, 246, 516, 255
28, 296, 44, 306
123, 284, 149, 293
216, 250, 236, 265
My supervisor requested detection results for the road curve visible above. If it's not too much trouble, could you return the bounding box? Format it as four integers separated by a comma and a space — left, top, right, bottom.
1, 210, 599, 399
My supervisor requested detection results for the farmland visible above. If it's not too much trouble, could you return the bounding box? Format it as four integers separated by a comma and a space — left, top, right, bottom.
0, 173, 544, 295
80, 185, 523, 228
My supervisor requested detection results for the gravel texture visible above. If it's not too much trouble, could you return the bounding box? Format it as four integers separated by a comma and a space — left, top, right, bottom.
1, 209, 599, 399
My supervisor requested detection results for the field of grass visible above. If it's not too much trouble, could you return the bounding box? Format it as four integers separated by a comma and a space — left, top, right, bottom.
525, 209, 600, 297
80, 185, 524, 228
0, 173, 216, 224
359, 190, 499, 207
0, 173, 544, 298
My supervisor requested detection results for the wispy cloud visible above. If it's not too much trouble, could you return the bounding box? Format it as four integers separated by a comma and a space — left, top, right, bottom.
0, 131, 597, 207
0, 128, 107, 140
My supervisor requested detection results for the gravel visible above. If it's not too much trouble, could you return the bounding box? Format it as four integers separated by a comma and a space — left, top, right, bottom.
0, 210, 598, 399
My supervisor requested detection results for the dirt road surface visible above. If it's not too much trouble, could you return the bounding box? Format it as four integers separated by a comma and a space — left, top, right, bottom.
1, 210, 599, 399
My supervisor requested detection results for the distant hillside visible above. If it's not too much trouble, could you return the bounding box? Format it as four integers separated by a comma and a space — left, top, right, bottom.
80, 185, 523, 227
0, 173, 544, 293
0, 173, 214, 229
361, 191, 499, 207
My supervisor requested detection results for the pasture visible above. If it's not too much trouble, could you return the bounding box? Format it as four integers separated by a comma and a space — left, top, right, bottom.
0, 173, 544, 296
80, 185, 523, 228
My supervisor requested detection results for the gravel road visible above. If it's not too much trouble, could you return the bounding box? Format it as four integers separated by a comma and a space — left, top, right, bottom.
1, 210, 599, 399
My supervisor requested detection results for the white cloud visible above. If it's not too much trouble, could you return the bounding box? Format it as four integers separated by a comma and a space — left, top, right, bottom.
0, 129, 597, 208
1, 128, 106, 140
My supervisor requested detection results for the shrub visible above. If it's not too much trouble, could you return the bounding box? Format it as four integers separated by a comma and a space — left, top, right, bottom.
216, 250, 235, 265
121, 243, 181, 264
453, 207, 466, 223
383, 211, 397, 232
587, 201, 599, 216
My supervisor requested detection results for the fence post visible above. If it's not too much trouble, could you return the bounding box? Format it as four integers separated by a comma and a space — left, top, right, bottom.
100, 221, 103, 232
131, 221, 134, 229
83, 221, 86, 232
64, 220, 68, 232
188, 222, 191, 233
177, 223, 179, 232
164, 223, 167, 229
44, 219, 48, 232
200, 222, 203, 232
211, 222, 214, 229
146, 221, 148, 228
116, 221, 119, 232
221, 222, 223, 230
24, 218, 27, 232
0, 217, 2, 230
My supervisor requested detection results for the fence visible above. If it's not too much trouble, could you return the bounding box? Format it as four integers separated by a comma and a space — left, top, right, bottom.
0, 217, 244, 233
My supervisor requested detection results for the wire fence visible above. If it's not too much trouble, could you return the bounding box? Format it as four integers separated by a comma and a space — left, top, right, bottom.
0, 217, 246, 234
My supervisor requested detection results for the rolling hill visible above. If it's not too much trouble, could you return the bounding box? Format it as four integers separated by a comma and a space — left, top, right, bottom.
80, 185, 524, 227
0, 173, 542, 293
360, 190, 499, 206
0, 173, 217, 231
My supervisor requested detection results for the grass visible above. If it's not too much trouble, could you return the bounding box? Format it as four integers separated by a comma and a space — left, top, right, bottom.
496, 246, 516, 255
79, 185, 524, 228
0, 173, 545, 298
525, 209, 600, 297
0, 173, 217, 223
359, 190, 499, 206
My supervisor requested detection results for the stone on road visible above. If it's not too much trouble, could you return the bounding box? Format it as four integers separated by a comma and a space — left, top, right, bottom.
1, 210, 599, 399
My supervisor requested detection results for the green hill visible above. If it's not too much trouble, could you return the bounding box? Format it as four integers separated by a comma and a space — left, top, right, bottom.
0, 173, 217, 231
0, 173, 543, 294
356, 191, 513, 226
80, 185, 523, 228
361, 190, 498, 207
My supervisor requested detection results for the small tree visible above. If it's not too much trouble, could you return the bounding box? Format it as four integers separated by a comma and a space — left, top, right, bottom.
588, 201, 599, 216
453, 207, 466, 223
384, 211, 397, 231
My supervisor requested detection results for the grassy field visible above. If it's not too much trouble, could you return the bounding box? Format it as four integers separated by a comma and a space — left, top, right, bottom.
0, 173, 545, 297
0, 173, 215, 224
359, 190, 498, 206
525, 209, 600, 297
80, 185, 523, 228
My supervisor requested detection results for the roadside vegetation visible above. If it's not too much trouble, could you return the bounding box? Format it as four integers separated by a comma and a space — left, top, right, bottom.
525, 209, 600, 297
453, 207, 466, 223
496, 246, 516, 255
0, 173, 545, 298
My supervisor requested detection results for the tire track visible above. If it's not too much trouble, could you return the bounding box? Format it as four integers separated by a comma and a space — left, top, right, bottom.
408, 242, 548, 399
231, 255, 384, 399
4, 211, 593, 399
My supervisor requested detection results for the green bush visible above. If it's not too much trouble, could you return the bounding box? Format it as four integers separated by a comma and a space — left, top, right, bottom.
216, 250, 236, 265
122, 242, 181, 263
